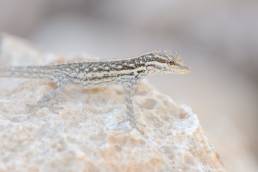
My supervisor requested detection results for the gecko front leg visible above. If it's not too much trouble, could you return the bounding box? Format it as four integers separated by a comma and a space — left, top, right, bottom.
122, 77, 143, 133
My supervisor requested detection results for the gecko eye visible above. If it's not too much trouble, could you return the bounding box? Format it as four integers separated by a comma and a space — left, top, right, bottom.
169, 61, 176, 65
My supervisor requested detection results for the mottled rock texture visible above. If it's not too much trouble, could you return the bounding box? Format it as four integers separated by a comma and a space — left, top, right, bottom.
0, 34, 225, 172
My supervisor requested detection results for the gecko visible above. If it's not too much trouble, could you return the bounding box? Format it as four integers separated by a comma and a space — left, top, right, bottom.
0, 52, 190, 130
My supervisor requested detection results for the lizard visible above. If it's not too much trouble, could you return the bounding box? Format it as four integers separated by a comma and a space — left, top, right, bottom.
0, 52, 190, 130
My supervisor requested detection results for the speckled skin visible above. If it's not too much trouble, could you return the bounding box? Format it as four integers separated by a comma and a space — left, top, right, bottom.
0, 52, 189, 86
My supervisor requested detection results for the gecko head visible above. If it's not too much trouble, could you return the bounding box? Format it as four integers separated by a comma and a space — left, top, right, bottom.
144, 52, 190, 74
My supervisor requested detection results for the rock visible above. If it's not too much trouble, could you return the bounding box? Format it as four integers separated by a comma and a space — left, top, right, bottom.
0, 34, 225, 172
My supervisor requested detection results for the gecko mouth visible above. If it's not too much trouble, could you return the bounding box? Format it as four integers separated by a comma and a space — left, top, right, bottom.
173, 65, 190, 74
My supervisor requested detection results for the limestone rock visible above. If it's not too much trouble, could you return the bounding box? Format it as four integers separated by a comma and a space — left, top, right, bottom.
0, 34, 225, 172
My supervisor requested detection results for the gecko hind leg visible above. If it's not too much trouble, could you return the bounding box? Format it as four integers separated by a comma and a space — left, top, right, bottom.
27, 78, 69, 112
37, 85, 64, 108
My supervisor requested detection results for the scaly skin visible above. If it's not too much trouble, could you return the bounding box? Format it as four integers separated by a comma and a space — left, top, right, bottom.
0, 52, 190, 132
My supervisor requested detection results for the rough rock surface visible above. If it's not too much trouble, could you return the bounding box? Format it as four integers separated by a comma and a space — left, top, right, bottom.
0, 34, 225, 172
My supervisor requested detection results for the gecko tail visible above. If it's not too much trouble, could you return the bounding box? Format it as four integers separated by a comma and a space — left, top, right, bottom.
0, 67, 19, 78
0, 66, 53, 79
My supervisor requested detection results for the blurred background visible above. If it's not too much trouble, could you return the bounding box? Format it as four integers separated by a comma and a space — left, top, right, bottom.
0, 0, 257, 171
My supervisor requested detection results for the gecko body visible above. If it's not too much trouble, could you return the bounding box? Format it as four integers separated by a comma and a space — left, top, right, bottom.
0, 52, 190, 131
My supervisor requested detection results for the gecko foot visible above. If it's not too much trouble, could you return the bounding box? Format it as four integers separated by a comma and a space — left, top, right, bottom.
25, 87, 65, 114
128, 115, 144, 134
117, 111, 144, 134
